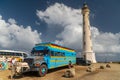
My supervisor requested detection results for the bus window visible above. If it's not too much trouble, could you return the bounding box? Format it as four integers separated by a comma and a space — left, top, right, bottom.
50, 51, 54, 56
54, 52, 62, 56
4, 52, 6, 56
2, 52, 5, 55
61, 53, 65, 56
7, 52, 11, 56
23, 53, 27, 58
14, 53, 17, 56
15, 53, 22, 56
0, 52, 3, 55
11, 53, 14, 56
44, 50, 49, 54
58, 52, 61, 56
54, 52, 57, 56
47, 50, 51, 56
19, 53, 22, 56
32, 50, 44, 56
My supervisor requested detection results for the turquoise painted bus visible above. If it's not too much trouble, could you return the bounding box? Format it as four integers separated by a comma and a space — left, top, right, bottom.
24, 42, 76, 76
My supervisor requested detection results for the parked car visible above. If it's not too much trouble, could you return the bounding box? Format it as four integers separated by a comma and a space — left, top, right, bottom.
76, 58, 91, 66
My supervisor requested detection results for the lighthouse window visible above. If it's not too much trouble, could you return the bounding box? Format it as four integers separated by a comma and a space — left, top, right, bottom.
83, 31, 85, 35
83, 14, 85, 16
84, 41, 86, 45
83, 21, 85, 25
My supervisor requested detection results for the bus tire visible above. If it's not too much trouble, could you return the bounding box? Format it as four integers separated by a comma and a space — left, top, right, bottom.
38, 64, 48, 77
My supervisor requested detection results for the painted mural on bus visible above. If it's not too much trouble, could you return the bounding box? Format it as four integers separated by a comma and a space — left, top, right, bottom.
24, 42, 76, 76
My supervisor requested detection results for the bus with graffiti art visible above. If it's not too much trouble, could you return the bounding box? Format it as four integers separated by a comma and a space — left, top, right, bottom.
24, 42, 76, 76
0, 50, 28, 62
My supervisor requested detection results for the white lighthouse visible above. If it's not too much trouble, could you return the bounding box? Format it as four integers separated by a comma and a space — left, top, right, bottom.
82, 3, 96, 63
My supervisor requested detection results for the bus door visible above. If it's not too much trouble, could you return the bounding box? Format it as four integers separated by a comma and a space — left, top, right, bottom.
43, 50, 50, 68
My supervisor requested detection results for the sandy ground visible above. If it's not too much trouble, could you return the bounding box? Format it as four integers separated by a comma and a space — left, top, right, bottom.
0, 63, 120, 80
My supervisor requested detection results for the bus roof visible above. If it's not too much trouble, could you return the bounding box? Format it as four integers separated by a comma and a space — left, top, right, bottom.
35, 42, 75, 52
0, 50, 27, 54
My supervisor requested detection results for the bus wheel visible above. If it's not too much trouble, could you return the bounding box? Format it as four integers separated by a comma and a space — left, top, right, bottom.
38, 64, 48, 77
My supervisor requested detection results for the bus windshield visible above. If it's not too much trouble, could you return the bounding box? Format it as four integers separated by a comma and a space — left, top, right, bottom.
31, 50, 45, 56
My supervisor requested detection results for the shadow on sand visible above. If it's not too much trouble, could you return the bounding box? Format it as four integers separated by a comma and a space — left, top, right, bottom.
12, 66, 68, 79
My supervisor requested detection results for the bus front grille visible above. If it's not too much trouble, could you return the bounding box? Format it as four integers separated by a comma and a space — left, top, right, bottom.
24, 58, 34, 65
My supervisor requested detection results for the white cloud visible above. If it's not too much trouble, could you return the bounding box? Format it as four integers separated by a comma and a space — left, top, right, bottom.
37, 3, 120, 54
37, 3, 83, 50
0, 16, 42, 52
8, 18, 17, 24
92, 27, 120, 53
37, 3, 82, 27
0, 15, 2, 19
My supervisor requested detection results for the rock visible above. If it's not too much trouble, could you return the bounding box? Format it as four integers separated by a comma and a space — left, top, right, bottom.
100, 65, 105, 69
70, 68, 75, 77
64, 68, 75, 78
86, 66, 96, 72
106, 64, 111, 68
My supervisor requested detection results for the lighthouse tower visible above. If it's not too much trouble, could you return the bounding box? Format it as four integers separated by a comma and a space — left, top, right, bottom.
82, 3, 96, 63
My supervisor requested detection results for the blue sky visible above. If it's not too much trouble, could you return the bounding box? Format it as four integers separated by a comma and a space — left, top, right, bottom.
0, 0, 120, 33
0, 0, 120, 61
